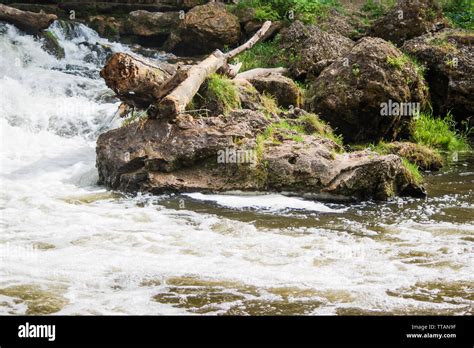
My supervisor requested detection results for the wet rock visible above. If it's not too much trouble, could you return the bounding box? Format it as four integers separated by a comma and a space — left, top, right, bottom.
306, 37, 429, 143
247, 73, 302, 108
164, 2, 241, 56
88, 15, 121, 40
96, 110, 425, 201
41, 30, 65, 59
279, 20, 354, 79
402, 29, 474, 123
369, 0, 447, 46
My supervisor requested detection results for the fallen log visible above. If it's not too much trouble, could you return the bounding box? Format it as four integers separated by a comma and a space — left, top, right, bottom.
235, 67, 288, 80
100, 52, 178, 109
0, 4, 57, 34
158, 21, 272, 118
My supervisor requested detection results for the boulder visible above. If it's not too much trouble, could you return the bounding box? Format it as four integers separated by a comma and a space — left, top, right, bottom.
164, 3, 241, 56
402, 29, 474, 123
96, 110, 425, 201
247, 73, 302, 108
369, 0, 447, 46
306, 37, 429, 143
124, 10, 179, 37
279, 20, 354, 79
88, 15, 122, 40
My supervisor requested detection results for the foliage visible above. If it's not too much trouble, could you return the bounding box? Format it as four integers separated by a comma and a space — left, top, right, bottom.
441, 0, 474, 30
232, 40, 286, 71
361, 0, 396, 19
411, 111, 471, 152
234, 0, 342, 24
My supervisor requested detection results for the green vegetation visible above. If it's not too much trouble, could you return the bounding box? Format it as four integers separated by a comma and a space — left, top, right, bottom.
232, 40, 286, 71
441, 0, 473, 30
206, 73, 241, 114
361, 0, 396, 19
233, 0, 342, 24
122, 108, 148, 127
386, 54, 408, 70
259, 92, 280, 117
255, 113, 343, 161
402, 158, 423, 184
411, 111, 471, 152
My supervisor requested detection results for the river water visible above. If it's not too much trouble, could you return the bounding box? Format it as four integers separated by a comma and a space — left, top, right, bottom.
0, 22, 472, 315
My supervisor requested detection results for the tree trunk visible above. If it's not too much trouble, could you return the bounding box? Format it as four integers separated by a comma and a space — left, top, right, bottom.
100, 52, 177, 109
0, 4, 57, 34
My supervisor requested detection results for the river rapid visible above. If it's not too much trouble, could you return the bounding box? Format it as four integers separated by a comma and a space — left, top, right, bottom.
0, 22, 473, 315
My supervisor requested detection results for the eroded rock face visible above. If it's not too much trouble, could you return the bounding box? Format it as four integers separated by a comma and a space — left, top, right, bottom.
306, 37, 429, 143
402, 29, 474, 123
164, 2, 241, 56
279, 20, 354, 79
369, 0, 446, 46
96, 110, 425, 201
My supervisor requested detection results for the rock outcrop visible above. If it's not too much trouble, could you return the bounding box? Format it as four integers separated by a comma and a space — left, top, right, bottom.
279, 20, 354, 79
96, 110, 425, 201
306, 37, 429, 143
402, 29, 474, 123
369, 0, 446, 46
164, 2, 241, 56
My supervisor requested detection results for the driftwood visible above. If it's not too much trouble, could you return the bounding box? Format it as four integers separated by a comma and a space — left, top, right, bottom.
100, 52, 178, 109
0, 4, 57, 34
101, 20, 272, 119
158, 21, 272, 118
235, 67, 288, 80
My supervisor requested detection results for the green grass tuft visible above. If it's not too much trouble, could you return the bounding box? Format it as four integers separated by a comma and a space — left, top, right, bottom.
232, 40, 286, 72
206, 73, 241, 114
402, 158, 423, 184
411, 111, 471, 152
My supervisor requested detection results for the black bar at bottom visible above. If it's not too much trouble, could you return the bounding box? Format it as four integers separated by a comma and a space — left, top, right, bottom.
0, 315, 472, 346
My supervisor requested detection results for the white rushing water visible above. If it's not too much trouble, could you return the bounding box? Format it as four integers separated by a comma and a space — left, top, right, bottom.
0, 22, 472, 315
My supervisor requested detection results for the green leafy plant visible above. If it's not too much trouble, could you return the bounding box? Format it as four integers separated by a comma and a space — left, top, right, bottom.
402, 158, 423, 184
206, 73, 241, 114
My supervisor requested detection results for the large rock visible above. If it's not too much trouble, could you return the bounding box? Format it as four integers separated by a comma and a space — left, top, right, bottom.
402, 29, 474, 123
279, 20, 354, 79
306, 37, 429, 143
96, 110, 425, 201
369, 0, 446, 46
164, 2, 241, 56
247, 73, 302, 108
124, 10, 179, 37
376, 142, 443, 171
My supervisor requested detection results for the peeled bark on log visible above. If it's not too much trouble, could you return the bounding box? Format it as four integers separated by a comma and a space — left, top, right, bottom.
0, 4, 57, 34
235, 67, 288, 80
100, 52, 177, 109
158, 21, 272, 118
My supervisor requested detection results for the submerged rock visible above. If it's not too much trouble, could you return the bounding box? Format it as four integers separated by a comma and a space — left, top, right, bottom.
279, 20, 354, 79
96, 110, 425, 201
306, 37, 429, 143
402, 29, 474, 123
369, 0, 446, 46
